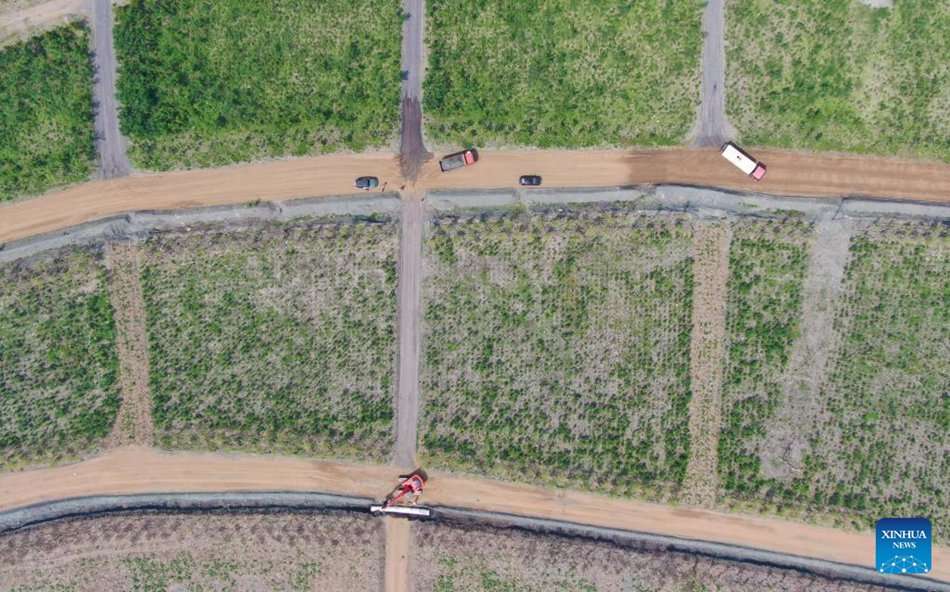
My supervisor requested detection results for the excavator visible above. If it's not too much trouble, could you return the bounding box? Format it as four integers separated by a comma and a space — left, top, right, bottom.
370, 468, 432, 518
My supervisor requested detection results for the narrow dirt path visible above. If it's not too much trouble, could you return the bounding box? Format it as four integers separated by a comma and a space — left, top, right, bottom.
691, 0, 735, 147
3, 149, 950, 246
0, 448, 947, 582
393, 192, 423, 468
398, 0, 430, 180
762, 217, 852, 479
384, 517, 411, 592
88, 0, 131, 179
682, 224, 731, 505
0, 0, 84, 46
103, 243, 153, 447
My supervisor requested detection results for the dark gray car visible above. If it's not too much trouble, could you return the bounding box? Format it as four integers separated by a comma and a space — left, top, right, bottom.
355, 176, 379, 190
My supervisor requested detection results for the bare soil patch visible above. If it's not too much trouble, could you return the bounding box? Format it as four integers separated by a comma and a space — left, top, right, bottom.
0, 0, 84, 46
104, 242, 153, 447
762, 218, 852, 480
682, 224, 731, 506
385, 516, 411, 592
0, 510, 383, 591
411, 521, 895, 592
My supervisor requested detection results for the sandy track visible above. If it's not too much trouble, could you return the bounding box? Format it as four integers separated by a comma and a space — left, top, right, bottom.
0, 447, 946, 582
393, 193, 423, 468
3, 148, 948, 246
385, 517, 411, 592
0, 153, 402, 244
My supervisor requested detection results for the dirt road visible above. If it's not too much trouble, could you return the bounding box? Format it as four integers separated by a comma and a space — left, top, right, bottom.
0, 447, 946, 582
393, 192, 423, 468
89, 0, 131, 179
2, 148, 949, 246
691, 0, 735, 146
385, 517, 411, 592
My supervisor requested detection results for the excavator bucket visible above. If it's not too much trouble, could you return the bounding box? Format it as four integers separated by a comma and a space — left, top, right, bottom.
398, 467, 428, 482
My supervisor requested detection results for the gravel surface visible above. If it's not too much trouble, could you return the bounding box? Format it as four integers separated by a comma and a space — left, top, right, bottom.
88, 0, 131, 179
692, 0, 736, 147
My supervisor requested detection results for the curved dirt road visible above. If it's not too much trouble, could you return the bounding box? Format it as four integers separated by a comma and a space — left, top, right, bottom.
0, 447, 946, 582
3, 148, 949, 245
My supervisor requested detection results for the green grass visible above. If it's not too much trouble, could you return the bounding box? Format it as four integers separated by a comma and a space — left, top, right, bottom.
0, 247, 119, 469
140, 218, 398, 460
0, 23, 95, 201
422, 208, 694, 500
727, 0, 950, 161
717, 217, 811, 497
114, 0, 402, 171
424, 0, 704, 148
792, 221, 949, 535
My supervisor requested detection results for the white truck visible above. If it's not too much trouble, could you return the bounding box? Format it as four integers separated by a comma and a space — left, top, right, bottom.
720, 142, 767, 181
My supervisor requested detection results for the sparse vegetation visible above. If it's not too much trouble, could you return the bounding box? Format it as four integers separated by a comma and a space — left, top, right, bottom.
715, 217, 949, 538
0, 23, 95, 201
792, 221, 949, 535
717, 216, 811, 498
414, 521, 884, 592
727, 0, 950, 161
421, 207, 694, 499
0, 247, 119, 469
140, 218, 398, 460
425, 0, 704, 148
114, 0, 402, 170
0, 511, 383, 591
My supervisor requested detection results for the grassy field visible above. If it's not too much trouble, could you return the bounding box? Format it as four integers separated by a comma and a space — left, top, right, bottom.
727, 0, 950, 161
413, 522, 883, 592
140, 218, 398, 460
114, 0, 402, 170
421, 208, 694, 499
0, 23, 95, 201
792, 221, 949, 534
717, 217, 811, 499
0, 511, 383, 591
0, 247, 119, 470
424, 0, 704, 148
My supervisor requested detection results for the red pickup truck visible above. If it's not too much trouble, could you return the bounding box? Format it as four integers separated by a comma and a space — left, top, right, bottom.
439, 149, 479, 172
